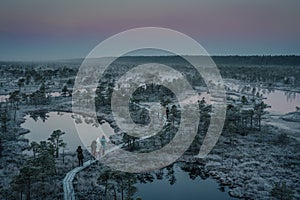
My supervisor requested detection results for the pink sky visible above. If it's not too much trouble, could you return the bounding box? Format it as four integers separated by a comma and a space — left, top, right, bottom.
0, 0, 299, 60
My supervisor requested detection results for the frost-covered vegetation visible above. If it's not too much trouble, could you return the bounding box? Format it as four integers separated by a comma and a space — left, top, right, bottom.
0, 56, 299, 199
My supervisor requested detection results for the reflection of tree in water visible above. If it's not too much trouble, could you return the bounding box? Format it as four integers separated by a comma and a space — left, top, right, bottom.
29, 110, 49, 122
136, 162, 208, 186
135, 165, 176, 185
266, 87, 275, 93
165, 164, 176, 185
128, 121, 179, 153
97, 169, 138, 200
180, 163, 208, 180
155, 169, 164, 180
71, 114, 82, 124
71, 113, 99, 127
136, 165, 176, 186
96, 162, 217, 199
284, 90, 298, 103
218, 186, 225, 192
137, 173, 155, 184
229, 84, 300, 109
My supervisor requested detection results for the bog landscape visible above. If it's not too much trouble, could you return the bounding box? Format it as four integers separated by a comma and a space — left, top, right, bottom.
0, 55, 299, 200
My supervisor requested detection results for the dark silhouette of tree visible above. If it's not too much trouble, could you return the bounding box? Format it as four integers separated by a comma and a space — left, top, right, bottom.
123, 173, 137, 200
0, 109, 10, 133
9, 91, 20, 121
61, 142, 67, 164
35, 149, 56, 198
98, 170, 111, 195
137, 173, 154, 184
47, 130, 65, 158
39, 83, 46, 95
9, 90, 20, 109
12, 161, 38, 200
61, 85, 68, 97
241, 95, 248, 105
155, 169, 164, 180
181, 163, 207, 180
67, 78, 74, 85
29, 83, 49, 106
18, 78, 25, 92
12, 143, 56, 200
166, 165, 176, 185
28, 141, 40, 158
39, 141, 55, 158
112, 172, 126, 200
97, 170, 137, 200
254, 101, 268, 130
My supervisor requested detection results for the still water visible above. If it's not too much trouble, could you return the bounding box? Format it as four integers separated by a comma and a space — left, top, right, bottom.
263, 90, 300, 114
21, 111, 113, 151
134, 164, 237, 200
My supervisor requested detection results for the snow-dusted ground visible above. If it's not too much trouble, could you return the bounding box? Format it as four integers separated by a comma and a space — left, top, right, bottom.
73, 117, 300, 199
264, 113, 300, 141
184, 128, 300, 199
1, 76, 299, 199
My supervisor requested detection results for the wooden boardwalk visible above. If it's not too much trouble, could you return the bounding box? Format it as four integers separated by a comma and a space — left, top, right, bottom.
62, 133, 162, 200
63, 107, 167, 200
63, 159, 97, 200
63, 143, 129, 200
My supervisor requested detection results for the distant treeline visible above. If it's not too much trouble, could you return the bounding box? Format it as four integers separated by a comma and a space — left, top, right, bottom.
105, 55, 300, 66
211, 55, 300, 66
101, 55, 300, 66
1, 55, 300, 66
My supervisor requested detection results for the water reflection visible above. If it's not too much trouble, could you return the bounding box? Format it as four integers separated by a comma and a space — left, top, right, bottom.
133, 163, 237, 200
21, 112, 114, 151
251, 88, 300, 114
224, 82, 300, 114
96, 162, 236, 200
28, 110, 49, 122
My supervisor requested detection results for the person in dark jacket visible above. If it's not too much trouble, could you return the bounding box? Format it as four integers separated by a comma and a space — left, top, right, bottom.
166, 106, 170, 120
76, 146, 84, 166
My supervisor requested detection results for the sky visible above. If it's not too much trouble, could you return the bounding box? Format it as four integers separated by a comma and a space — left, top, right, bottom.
0, 0, 299, 61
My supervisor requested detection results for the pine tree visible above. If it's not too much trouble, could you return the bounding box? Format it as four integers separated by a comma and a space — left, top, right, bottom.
0, 109, 10, 132
28, 141, 40, 158
61, 85, 68, 97
12, 146, 56, 200
47, 130, 65, 158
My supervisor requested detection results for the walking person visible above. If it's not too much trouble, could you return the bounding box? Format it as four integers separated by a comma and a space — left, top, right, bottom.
161, 104, 165, 120
166, 106, 170, 120
100, 136, 107, 156
91, 140, 97, 160
171, 105, 177, 124
76, 146, 84, 166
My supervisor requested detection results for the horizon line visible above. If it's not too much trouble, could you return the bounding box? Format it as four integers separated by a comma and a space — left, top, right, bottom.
1, 54, 300, 63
